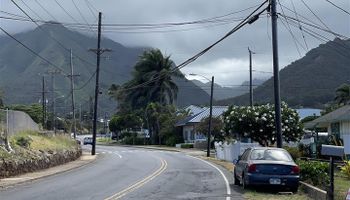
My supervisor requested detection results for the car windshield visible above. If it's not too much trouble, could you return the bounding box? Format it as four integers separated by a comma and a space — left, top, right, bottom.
250, 149, 292, 161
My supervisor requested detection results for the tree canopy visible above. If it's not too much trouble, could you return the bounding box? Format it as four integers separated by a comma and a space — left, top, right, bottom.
222, 102, 303, 146
109, 49, 183, 110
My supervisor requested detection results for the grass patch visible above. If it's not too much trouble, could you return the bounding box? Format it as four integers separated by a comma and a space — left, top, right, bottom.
10, 131, 77, 152
335, 171, 350, 200
244, 189, 311, 200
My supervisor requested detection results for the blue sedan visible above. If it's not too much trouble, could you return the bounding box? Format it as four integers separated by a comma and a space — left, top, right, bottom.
233, 147, 300, 192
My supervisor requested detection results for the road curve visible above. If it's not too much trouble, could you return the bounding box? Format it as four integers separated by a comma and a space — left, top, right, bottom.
0, 145, 242, 200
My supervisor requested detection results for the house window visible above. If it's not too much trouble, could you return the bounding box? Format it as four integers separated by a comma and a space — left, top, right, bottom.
331, 122, 340, 138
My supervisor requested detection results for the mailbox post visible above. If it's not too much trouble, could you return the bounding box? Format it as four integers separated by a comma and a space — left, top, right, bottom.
321, 145, 344, 200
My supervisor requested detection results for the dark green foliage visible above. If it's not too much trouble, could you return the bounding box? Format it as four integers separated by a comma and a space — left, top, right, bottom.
196, 117, 224, 142
301, 115, 319, 124
334, 84, 350, 105
6, 104, 43, 124
180, 143, 194, 148
296, 160, 329, 188
121, 135, 145, 145
283, 146, 301, 160
15, 135, 32, 148
112, 49, 184, 110
217, 38, 350, 108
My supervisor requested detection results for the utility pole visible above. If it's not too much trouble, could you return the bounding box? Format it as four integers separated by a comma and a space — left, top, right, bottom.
207, 76, 214, 157
89, 12, 111, 155
42, 76, 47, 129
271, 0, 283, 148
47, 69, 61, 132
248, 47, 254, 107
68, 49, 80, 139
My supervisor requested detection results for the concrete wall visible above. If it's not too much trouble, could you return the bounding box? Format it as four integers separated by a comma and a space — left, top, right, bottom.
3, 109, 39, 136
215, 142, 260, 162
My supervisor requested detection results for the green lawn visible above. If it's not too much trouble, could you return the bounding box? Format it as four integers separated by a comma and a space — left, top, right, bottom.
244, 189, 311, 200
335, 172, 350, 200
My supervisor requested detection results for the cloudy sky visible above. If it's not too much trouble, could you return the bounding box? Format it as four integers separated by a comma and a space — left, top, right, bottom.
1, 0, 349, 86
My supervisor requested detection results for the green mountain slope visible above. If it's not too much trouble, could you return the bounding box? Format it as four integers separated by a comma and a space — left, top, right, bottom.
0, 23, 209, 113
217, 38, 350, 108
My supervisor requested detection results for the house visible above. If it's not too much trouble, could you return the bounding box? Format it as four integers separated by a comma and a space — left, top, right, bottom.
175, 105, 228, 143
305, 105, 350, 155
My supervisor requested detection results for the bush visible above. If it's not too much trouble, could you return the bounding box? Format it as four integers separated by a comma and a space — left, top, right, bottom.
284, 146, 301, 160
297, 160, 329, 187
15, 135, 32, 148
121, 136, 144, 145
180, 143, 193, 149
165, 136, 177, 147
341, 160, 350, 178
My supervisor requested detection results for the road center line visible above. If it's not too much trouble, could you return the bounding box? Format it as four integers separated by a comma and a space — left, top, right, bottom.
104, 158, 167, 200
187, 156, 231, 200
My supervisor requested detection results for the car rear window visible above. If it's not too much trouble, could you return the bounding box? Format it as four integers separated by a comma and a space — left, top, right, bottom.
250, 149, 292, 161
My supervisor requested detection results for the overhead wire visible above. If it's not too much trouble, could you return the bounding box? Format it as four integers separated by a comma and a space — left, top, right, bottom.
18, 0, 43, 20
54, 0, 81, 24
277, 0, 304, 56
325, 0, 350, 15
34, 0, 58, 22
84, 0, 98, 20
116, 0, 269, 93
290, 0, 309, 50
71, 0, 95, 35
0, 26, 68, 75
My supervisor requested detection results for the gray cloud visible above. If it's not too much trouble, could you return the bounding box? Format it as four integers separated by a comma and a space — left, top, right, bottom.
1, 0, 349, 85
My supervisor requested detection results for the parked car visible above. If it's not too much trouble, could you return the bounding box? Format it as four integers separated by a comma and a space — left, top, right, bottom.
83, 137, 93, 145
233, 147, 300, 192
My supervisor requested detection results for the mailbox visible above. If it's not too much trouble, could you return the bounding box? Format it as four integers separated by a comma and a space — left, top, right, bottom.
321, 145, 344, 157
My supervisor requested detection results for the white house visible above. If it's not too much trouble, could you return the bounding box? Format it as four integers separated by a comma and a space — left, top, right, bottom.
305, 105, 350, 155
175, 105, 228, 143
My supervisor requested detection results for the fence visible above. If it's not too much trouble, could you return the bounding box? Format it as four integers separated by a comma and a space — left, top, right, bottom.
215, 141, 260, 162
0, 109, 39, 149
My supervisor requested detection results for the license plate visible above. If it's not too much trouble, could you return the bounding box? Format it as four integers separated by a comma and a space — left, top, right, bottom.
269, 178, 281, 185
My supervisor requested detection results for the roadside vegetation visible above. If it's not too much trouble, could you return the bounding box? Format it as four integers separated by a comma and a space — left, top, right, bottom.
1, 130, 78, 160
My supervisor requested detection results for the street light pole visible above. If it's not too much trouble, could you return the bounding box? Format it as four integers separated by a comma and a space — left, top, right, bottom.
189, 73, 214, 157
207, 76, 214, 157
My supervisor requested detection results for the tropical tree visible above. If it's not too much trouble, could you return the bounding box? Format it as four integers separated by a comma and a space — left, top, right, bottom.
197, 117, 225, 143
110, 49, 184, 110
334, 84, 350, 105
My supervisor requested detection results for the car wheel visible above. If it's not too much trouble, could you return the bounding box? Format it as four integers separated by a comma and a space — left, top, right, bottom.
242, 174, 249, 189
233, 170, 240, 185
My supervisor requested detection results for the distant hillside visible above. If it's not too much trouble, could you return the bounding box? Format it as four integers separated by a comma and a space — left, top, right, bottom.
192, 78, 265, 100
0, 23, 209, 113
217, 38, 350, 108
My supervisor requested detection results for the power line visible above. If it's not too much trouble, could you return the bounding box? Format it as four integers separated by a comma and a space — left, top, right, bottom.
277, 0, 305, 55
290, 0, 309, 50
54, 0, 81, 24
117, 0, 269, 93
18, 0, 43, 20
325, 0, 350, 15
300, 0, 333, 36
71, 0, 95, 35
84, 0, 98, 20
0, 26, 68, 75
34, 0, 58, 21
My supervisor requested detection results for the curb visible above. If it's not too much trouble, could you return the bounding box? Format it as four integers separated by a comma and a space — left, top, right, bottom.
0, 152, 97, 189
299, 181, 327, 200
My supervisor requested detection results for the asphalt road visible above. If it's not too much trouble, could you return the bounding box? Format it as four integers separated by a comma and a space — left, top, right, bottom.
0, 145, 243, 200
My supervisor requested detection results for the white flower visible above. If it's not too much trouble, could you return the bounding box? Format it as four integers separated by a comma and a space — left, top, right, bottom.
285, 120, 289, 123
230, 111, 235, 115
255, 117, 259, 121
259, 129, 263, 132
239, 118, 242, 121
261, 117, 267, 121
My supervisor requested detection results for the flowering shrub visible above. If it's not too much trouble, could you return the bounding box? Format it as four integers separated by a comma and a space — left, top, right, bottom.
222, 102, 303, 146
341, 160, 350, 178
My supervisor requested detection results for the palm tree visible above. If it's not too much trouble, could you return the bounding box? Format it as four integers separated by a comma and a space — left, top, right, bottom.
119, 49, 183, 109
335, 84, 350, 105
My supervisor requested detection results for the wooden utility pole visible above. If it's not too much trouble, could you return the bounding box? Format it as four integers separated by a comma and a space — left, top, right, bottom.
271, 0, 283, 148
89, 12, 111, 155
248, 47, 254, 107
68, 49, 80, 139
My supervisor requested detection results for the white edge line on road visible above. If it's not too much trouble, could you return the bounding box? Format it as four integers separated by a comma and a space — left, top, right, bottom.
188, 156, 231, 200
114, 152, 122, 159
